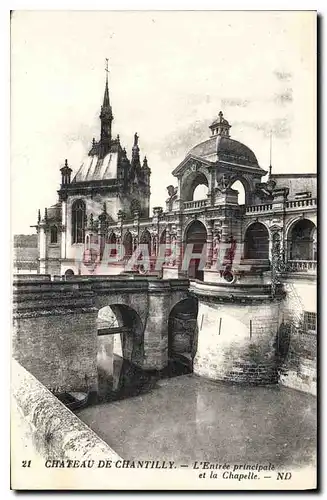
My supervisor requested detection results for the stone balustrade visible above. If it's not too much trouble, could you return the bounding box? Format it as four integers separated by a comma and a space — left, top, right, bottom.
245, 197, 316, 215
286, 197, 317, 209
183, 199, 209, 210
287, 260, 317, 273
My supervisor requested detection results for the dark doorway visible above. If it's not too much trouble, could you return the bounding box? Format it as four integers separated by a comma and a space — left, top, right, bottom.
168, 297, 198, 372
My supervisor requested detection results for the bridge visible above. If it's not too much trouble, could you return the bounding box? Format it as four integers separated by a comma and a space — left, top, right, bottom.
12, 275, 193, 394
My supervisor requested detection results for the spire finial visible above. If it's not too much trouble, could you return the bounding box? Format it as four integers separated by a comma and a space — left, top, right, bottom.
37, 209, 41, 224
105, 58, 109, 83
65, 158, 68, 168
269, 130, 273, 178
134, 132, 139, 146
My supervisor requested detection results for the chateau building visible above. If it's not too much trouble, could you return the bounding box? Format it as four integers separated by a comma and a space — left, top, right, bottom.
34, 72, 317, 335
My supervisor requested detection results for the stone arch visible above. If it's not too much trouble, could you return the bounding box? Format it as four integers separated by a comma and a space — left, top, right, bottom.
244, 222, 269, 260
159, 228, 167, 244
107, 231, 117, 244
64, 268, 74, 277
180, 169, 210, 202
95, 301, 145, 367
286, 218, 317, 261
229, 175, 252, 205
183, 219, 208, 280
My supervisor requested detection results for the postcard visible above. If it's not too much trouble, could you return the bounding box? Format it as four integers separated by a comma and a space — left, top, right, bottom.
11, 10, 317, 490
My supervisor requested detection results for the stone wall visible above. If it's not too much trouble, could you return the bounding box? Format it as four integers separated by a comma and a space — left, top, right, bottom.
11, 359, 120, 488
13, 279, 99, 393
279, 276, 317, 395
193, 297, 284, 385
13, 312, 98, 393
280, 332, 316, 396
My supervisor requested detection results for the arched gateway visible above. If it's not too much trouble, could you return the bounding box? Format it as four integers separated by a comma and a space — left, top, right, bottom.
184, 220, 207, 281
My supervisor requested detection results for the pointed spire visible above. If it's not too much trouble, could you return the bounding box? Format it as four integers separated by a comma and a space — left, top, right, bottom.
44, 208, 48, 222
37, 209, 41, 224
132, 132, 140, 164
100, 59, 113, 153
103, 58, 110, 108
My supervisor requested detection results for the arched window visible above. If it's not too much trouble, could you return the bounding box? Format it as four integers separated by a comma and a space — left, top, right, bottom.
72, 199, 86, 244
288, 219, 316, 261
64, 269, 74, 277
50, 225, 58, 244
230, 180, 246, 205
244, 222, 269, 260
123, 231, 133, 258
140, 229, 151, 256
181, 172, 209, 201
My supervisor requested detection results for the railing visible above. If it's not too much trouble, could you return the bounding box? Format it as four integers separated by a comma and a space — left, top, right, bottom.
245, 203, 273, 214
286, 197, 317, 209
183, 199, 209, 210
245, 197, 316, 214
287, 260, 317, 272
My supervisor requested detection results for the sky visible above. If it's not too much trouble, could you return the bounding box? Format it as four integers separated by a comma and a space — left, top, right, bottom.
11, 10, 316, 234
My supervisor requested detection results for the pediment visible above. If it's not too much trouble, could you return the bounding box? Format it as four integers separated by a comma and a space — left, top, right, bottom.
171, 154, 214, 178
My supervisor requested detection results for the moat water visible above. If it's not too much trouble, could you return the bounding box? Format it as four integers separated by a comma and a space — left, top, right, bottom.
76, 355, 316, 469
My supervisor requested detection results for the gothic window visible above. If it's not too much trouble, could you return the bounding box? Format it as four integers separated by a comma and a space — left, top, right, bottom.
50, 225, 58, 244
72, 199, 86, 244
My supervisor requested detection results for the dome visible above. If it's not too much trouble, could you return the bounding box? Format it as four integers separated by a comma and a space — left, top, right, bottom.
188, 133, 258, 167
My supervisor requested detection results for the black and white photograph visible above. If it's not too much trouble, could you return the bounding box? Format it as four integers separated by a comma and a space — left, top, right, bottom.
10, 10, 317, 490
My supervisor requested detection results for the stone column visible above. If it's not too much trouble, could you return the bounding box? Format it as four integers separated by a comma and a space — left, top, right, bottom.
61, 200, 67, 260
205, 220, 214, 269
142, 281, 171, 370
175, 224, 183, 268
39, 223, 47, 274
166, 226, 171, 262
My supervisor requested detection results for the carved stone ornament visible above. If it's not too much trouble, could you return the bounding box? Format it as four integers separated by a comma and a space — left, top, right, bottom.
216, 173, 231, 192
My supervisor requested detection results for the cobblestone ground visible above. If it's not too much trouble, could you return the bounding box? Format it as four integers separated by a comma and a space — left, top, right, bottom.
77, 372, 316, 468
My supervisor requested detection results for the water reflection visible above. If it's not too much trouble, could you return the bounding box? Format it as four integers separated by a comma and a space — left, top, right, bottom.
97, 354, 191, 403
77, 368, 316, 469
